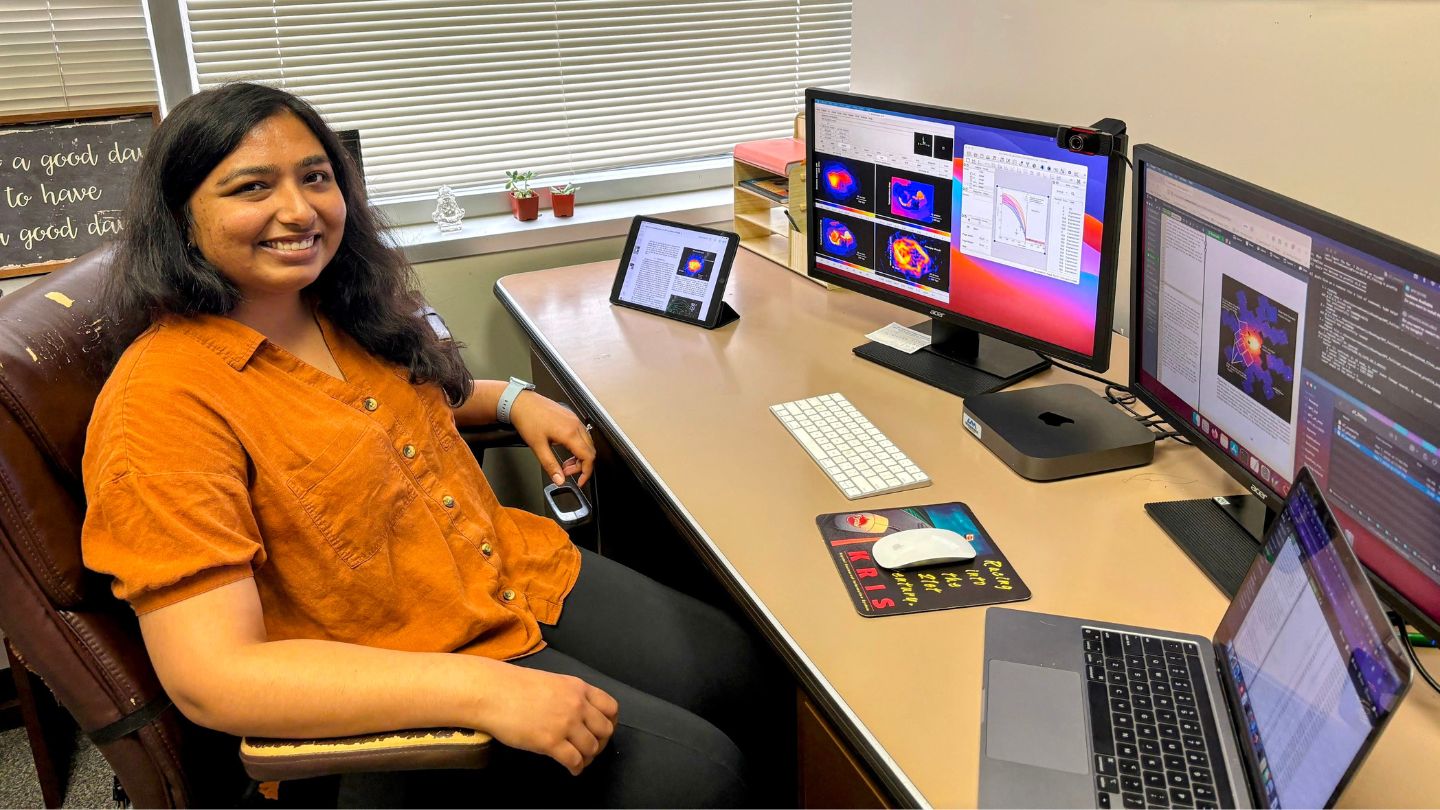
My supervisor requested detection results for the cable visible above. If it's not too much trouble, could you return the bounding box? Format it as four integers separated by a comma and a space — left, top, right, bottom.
1047, 358, 1129, 391
1392, 613, 1440, 695
1045, 358, 1193, 444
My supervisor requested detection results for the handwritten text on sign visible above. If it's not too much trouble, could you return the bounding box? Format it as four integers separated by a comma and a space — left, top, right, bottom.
0, 114, 151, 272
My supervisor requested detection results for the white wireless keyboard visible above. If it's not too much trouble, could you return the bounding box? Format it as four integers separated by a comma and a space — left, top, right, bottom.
770, 393, 931, 500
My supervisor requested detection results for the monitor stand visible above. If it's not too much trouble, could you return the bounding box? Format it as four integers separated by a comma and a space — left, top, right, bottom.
853, 319, 1050, 398
1148, 492, 1440, 639
1144, 493, 1273, 598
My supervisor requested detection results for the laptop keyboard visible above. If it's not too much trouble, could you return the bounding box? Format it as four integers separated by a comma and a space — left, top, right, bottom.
1083, 627, 1234, 809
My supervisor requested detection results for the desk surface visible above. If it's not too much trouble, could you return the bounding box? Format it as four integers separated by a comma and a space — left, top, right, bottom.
496, 249, 1440, 809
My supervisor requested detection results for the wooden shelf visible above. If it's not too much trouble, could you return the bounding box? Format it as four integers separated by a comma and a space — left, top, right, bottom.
734, 206, 791, 237
739, 233, 792, 267
734, 118, 824, 286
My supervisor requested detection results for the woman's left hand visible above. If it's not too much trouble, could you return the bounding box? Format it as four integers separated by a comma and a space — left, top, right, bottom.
508, 392, 595, 487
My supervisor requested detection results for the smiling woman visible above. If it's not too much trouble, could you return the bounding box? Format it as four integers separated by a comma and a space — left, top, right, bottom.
79, 83, 784, 808
188, 115, 345, 327
99, 83, 469, 403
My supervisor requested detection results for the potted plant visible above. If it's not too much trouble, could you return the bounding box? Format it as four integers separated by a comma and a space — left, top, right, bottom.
550, 182, 580, 218
505, 169, 539, 221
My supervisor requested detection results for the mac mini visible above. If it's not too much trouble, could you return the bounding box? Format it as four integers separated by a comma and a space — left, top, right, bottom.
961, 384, 1155, 481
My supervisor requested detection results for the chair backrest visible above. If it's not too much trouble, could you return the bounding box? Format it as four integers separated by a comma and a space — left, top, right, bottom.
0, 248, 240, 807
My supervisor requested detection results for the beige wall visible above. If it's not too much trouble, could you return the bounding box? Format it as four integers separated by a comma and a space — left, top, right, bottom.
850, 0, 1440, 335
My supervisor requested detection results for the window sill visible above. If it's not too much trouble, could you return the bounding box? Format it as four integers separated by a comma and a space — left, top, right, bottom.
390, 186, 733, 265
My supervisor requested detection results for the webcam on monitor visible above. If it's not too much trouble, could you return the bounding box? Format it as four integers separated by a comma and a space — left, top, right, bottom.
1055, 118, 1126, 157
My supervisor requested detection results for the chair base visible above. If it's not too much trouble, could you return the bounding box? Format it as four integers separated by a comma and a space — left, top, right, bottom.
6, 641, 76, 809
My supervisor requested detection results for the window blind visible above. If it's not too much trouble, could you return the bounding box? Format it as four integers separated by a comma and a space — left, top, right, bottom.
183, 0, 851, 199
1, 0, 158, 114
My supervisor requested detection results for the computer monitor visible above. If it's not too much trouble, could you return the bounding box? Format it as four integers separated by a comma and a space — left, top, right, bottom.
805, 89, 1129, 397
1131, 144, 1440, 638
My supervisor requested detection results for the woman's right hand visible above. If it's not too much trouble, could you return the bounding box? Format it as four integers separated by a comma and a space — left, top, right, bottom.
482, 664, 619, 775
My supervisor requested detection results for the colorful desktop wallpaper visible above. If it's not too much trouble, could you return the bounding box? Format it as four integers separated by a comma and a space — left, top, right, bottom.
945, 123, 1110, 356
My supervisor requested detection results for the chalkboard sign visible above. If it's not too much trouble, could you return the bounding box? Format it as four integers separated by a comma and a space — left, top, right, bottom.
0, 106, 159, 278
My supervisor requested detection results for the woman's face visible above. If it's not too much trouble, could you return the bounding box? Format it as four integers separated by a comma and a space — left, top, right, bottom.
187, 110, 346, 301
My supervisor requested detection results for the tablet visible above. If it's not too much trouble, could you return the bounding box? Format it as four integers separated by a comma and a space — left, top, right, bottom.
610, 216, 740, 329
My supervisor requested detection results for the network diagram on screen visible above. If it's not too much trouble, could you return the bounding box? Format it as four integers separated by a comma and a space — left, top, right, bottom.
811, 99, 1111, 356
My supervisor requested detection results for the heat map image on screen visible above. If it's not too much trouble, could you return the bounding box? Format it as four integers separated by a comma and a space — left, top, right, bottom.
877, 164, 952, 227
814, 153, 875, 212
889, 177, 935, 224
888, 233, 932, 278
877, 224, 949, 291
820, 218, 859, 259
674, 247, 717, 281
821, 160, 858, 202
1217, 274, 1298, 422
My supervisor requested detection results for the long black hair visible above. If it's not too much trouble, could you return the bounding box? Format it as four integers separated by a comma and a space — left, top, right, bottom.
102, 82, 473, 405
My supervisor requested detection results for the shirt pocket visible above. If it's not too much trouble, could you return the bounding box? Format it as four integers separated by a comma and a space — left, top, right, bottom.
285, 422, 419, 568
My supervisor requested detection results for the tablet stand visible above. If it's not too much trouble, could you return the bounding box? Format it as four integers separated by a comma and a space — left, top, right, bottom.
708, 301, 740, 329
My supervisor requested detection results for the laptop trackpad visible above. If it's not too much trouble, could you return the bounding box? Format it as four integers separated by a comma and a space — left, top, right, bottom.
986, 660, 1089, 774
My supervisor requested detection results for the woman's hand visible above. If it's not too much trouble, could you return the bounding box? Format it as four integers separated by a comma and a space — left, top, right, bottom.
480, 665, 619, 776
508, 391, 596, 486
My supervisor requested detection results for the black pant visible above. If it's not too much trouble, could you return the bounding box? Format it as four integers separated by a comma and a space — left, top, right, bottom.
339, 549, 789, 808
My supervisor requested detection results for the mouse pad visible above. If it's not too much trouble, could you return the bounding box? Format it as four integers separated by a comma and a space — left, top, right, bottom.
816, 502, 1031, 617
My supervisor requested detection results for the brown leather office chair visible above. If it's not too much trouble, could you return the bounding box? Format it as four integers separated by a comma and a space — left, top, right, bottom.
0, 248, 488, 807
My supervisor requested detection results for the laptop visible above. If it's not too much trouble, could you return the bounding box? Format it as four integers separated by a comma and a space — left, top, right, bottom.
978, 467, 1412, 809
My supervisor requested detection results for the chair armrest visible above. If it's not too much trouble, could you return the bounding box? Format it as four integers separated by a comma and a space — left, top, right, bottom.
239, 728, 491, 781
458, 422, 525, 453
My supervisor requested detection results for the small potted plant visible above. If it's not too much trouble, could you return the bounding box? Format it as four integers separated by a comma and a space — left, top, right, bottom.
550, 181, 580, 218
505, 169, 539, 221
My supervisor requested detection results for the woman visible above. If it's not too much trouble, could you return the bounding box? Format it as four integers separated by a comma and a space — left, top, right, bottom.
82, 83, 780, 807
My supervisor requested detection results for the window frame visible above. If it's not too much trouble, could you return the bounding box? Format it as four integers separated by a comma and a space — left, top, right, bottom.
140, 0, 833, 228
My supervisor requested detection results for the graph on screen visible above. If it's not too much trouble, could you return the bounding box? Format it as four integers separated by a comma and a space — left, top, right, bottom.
995, 189, 1049, 253
959, 144, 1088, 285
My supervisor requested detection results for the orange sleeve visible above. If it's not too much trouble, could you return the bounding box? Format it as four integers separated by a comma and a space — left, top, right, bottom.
81, 333, 266, 616
85, 471, 264, 614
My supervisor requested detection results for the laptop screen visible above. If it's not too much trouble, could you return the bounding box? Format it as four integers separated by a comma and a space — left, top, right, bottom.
1213, 468, 1410, 808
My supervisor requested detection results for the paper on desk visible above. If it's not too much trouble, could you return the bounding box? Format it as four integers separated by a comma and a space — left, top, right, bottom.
865, 322, 930, 354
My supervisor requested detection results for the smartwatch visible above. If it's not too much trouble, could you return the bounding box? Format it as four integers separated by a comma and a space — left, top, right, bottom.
496, 376, 536, 424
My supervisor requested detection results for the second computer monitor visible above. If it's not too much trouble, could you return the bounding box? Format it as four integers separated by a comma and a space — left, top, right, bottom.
1131, 144, 1440, 637
805, 89, 1128, 395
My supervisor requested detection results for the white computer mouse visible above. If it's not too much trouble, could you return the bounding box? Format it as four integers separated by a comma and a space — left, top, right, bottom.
872, 527, 976, 570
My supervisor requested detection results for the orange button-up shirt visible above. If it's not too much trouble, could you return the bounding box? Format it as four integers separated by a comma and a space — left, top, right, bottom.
81, 313, 580, 661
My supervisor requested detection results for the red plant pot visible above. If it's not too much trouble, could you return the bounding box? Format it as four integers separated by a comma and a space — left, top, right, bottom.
551, 193, 575, 217
510, 193, 540, 221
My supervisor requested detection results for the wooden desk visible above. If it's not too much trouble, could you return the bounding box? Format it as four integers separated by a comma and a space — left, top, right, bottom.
495, 249, 1440, 808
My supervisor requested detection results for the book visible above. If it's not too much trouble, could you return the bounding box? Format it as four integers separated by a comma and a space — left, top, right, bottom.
737, 175, 789, 204
733, 137, 805, 175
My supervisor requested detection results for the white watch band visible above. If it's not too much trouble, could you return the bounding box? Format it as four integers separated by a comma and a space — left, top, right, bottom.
496, 376, 536, 424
